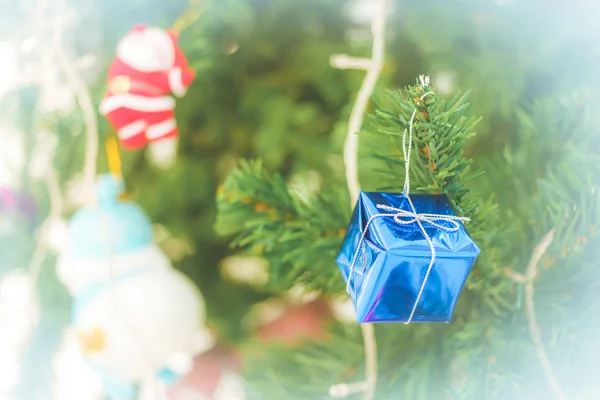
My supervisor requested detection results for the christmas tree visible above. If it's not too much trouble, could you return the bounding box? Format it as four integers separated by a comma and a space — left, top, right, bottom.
1, 0, 599, 399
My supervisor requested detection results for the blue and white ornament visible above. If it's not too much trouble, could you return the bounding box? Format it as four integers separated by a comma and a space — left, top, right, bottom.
57, 174, 213, 398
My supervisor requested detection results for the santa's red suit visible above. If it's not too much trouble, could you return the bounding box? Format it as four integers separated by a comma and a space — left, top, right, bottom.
100, 25, 195, 150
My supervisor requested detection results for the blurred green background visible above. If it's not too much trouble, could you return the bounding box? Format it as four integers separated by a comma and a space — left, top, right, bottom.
1, 0, 599, 398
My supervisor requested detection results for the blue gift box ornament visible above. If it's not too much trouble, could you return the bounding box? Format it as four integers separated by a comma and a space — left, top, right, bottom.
336, 83, 480, 324
336, 192, 480, 323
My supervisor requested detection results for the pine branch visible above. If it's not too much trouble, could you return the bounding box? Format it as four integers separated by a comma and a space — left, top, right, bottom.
243, 324, 366, 399
366, 80, 481, 215
216, 160, 349, 293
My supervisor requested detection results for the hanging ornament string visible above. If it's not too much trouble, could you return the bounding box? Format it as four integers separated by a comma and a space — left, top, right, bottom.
105, 135, 123, 181
345, 78, 471, 324
170, 0, 202, 34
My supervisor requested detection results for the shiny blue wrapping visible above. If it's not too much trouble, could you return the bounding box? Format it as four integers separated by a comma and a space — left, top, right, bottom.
336, 191, 480, 323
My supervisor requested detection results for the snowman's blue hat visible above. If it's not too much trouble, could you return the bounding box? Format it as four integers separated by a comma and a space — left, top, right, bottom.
65, 174, 153, 258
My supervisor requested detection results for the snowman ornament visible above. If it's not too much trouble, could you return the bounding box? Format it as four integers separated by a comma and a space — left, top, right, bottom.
57, 174, 213, 399
99, 25, 196, 169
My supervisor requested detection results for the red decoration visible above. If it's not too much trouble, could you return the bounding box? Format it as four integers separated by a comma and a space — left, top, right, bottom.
167, 346, 243, 400
165, 300, 333, 399
257, 299, 332, 345
99, 25, 195, 149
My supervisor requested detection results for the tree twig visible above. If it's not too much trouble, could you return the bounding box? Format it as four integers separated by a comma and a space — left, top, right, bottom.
335, 0, 389, 205
330, 1, 389, 399
25, 0, 68, 326
505, 228, 566, 400
359, 323, 378, 400
54, 18, 98, 205
330, 55, 372, 70
48, 4, 157, 397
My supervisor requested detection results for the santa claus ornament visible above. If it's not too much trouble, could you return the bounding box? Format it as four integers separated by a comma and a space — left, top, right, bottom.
99, 25, 195, 168
57, 174, 213, 399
